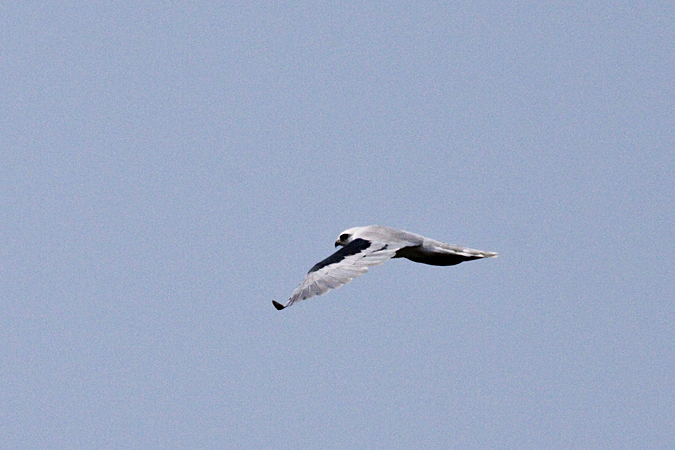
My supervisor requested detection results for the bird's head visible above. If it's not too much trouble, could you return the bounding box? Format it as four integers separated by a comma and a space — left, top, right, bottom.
334, 227, 361, 247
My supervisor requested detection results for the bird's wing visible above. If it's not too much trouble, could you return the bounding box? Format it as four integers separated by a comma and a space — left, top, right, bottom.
425, 239, 498, 259
273, 238, 400, 310
392, 236, 497, 266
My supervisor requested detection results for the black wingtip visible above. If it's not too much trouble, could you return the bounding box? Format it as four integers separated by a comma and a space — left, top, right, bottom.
272, 301, 286, 311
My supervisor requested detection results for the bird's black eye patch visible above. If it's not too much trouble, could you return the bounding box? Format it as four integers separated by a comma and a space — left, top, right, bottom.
339, 233, 350, 241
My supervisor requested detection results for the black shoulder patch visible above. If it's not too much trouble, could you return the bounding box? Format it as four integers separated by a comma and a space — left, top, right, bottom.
308, 238, 371, 274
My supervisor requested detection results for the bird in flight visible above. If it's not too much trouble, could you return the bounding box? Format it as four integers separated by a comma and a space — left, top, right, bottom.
273, 225, 497, 310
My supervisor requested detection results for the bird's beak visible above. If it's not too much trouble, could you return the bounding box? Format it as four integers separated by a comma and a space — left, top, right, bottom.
335, 241, 340, 247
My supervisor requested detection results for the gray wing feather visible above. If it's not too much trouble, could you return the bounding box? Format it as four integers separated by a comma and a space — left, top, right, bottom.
393, 238, 497, 266
425, 239, 498, 258
278, 241, 398, 309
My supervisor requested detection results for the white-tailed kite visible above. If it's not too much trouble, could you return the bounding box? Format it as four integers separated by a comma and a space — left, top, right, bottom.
273, 225, 497, 310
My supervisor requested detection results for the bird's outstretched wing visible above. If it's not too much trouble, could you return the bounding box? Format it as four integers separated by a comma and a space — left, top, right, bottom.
395, 239, 498, 266
273, 238, 399, 310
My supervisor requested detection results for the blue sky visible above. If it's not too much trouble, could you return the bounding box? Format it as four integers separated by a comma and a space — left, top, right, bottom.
1, 1, 674, 449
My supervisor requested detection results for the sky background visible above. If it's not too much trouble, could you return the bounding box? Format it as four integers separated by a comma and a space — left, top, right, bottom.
1, 1, 674, 449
